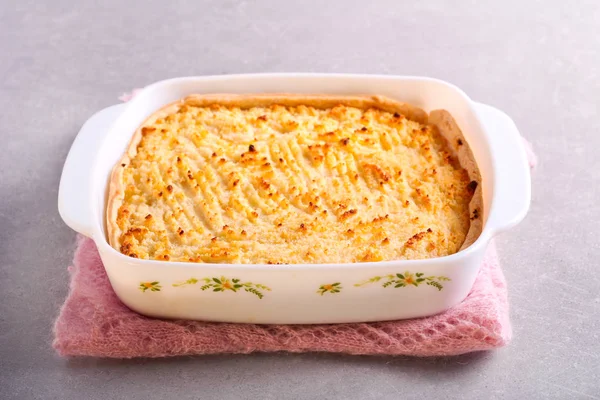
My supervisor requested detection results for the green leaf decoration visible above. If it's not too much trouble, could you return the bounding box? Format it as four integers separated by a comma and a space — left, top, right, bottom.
317, 283, 344, 295
172, 277, 201, 287
172, 277, 271, 299
356, 273, 451, 291
139, 282, 161, 292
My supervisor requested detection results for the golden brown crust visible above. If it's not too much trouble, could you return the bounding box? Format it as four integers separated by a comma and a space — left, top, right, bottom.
107, 101, 182, 250
183, 94, 429, 124
106, 94, 482, 263
428, 110, 483, 250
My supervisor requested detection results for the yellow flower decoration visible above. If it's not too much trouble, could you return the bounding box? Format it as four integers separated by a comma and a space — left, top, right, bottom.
139, 281, 161, 292
355, 272, 450, 291
317, 282, 342, 295
172, 276, 271, 299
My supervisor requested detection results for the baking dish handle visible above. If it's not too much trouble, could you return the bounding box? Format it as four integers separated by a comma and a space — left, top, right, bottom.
58, 104, 126, 237
474, 102, 531, 236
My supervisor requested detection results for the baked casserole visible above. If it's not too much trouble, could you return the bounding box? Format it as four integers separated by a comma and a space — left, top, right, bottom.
107, 94, 482, 264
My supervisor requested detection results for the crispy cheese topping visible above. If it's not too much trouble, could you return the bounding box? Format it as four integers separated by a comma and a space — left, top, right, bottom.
112, 102, 474, 263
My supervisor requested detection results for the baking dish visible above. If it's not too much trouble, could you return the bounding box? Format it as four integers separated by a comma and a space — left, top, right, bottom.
58, 74, 531, 324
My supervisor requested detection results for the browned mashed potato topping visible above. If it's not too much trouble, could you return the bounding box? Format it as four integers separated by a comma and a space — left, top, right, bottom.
107, 95, 481, 264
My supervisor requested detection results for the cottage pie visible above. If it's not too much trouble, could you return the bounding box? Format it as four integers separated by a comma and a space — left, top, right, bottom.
107, 94, 482, 264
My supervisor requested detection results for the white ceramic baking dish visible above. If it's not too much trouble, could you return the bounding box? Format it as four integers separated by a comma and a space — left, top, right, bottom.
58, 74, 530, 324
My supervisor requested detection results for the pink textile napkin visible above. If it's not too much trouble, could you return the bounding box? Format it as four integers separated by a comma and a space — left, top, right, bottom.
53, 92, 536, 358
54, 239, 511, 358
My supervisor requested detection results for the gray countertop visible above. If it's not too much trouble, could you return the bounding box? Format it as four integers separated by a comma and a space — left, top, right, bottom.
1, 0, 599, 399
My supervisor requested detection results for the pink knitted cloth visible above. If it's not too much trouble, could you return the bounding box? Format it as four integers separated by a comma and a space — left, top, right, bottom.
54, 238, 513, 358
53, 92, 536, 358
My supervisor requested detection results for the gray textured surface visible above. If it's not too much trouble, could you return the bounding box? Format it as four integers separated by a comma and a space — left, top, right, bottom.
1, 0, 599, 399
